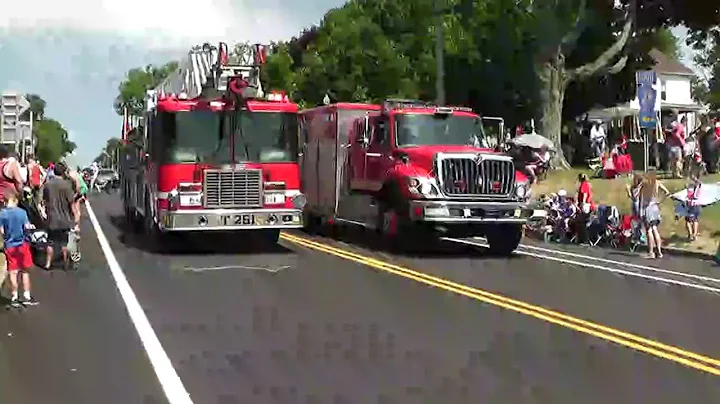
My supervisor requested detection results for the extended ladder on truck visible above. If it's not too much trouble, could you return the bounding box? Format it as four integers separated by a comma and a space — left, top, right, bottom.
146, 42, 268, 110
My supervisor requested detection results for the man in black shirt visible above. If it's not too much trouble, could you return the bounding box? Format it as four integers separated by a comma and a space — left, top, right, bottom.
43, 162, 77, 270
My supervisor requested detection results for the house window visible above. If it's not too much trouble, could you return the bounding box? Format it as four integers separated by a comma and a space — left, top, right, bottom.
661, 81, 667, 101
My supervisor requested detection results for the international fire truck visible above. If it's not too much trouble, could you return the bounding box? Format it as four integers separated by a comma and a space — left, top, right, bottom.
299, 100, 532, 255
121, 42, 305, 249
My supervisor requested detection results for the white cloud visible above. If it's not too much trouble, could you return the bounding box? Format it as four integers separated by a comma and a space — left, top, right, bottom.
0, 0, 304, 48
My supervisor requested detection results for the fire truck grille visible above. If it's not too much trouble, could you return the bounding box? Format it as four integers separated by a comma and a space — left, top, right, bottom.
438, 156, 515, 197
203, 169, 263, 208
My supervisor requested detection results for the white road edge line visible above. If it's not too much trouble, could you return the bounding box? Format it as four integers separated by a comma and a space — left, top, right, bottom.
85, 201, 194, 404
466, 237, 720, 284
445, 238, 720, 294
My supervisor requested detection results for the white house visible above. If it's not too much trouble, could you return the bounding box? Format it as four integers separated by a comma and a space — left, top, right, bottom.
633, 49, 701, 130
589, 49, 701, 133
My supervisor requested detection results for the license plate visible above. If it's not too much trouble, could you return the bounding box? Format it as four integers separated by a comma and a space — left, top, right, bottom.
180, 194, 201, 206
264, 193, 285, 204
220, 214, 254, 226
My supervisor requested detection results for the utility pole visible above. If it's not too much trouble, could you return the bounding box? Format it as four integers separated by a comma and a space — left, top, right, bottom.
434, 0, 445, 105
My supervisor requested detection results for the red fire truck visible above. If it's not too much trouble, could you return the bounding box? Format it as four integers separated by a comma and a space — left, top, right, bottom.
300, 99, 531, 255
121, 42, 305, 249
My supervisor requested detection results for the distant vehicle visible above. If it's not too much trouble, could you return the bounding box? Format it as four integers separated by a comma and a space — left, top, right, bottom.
93, 168, 119, 193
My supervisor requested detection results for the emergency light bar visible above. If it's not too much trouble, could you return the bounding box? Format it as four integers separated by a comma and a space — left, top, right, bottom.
266, 92, 289, 102
382, 98, 433, 113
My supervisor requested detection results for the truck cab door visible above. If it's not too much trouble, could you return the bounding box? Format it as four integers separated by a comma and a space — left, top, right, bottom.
349, 116, 370, 190
365, 117, 390, 191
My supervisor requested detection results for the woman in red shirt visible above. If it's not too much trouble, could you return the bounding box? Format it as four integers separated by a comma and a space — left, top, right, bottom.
576, 173, 594, 213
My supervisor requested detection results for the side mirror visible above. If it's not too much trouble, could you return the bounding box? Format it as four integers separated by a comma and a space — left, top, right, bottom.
357, 115, 370, 146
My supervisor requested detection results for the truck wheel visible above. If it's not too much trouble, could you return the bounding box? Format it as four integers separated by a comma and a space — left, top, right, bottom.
261, 229, 281, 244
302, 211, 320, 235
375, 203, 417, 253
143, 197, 172, 253
485, 224, 523, 256
151, 230, 183, 254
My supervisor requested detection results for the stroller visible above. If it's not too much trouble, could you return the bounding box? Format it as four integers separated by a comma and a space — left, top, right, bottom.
615, 214, 645, 251
587, 205, 620, 246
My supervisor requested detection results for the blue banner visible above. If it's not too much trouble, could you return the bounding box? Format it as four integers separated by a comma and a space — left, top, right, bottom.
637, 70, 657, 128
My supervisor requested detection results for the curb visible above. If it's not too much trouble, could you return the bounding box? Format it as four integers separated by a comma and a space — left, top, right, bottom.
523, 228, 715, 261
660, 246, 714, 260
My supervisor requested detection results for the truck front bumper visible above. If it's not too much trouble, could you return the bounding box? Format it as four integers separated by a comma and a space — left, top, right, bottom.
408, 199, 532, 224
157, 208, 303, 232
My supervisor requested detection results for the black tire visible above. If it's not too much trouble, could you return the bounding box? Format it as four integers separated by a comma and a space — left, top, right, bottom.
302, 211, 320, 235
261, 229, 281, 244
143, 196, 172, 253
486, 224, 523, 256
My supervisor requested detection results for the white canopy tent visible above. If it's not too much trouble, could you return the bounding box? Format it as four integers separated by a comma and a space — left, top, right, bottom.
586, 103, 640, 121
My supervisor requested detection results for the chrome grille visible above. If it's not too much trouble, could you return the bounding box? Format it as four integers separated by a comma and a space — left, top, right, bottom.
438, 155, 514, 196
203, 169, 263, 208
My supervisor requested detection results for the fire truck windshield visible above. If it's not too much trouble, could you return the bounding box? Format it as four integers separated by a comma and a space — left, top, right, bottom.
156, 110, 298, 163
394, 113, 488, 148
233, 111, 298, 162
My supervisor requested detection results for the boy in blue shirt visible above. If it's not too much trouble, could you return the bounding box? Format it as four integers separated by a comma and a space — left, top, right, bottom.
0, 189, 37, 307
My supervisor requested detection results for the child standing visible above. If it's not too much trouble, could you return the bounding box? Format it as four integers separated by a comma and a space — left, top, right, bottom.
685, 175, 702, 241
0, 189, 37, 307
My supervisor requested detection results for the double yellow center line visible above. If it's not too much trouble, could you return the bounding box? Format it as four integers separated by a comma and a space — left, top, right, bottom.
280, 232, 720, 376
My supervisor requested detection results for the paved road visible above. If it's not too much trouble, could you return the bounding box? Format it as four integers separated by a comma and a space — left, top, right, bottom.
1, 192, 718, 403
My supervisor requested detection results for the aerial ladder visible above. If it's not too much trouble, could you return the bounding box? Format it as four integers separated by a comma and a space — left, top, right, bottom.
145, 42, 269, 112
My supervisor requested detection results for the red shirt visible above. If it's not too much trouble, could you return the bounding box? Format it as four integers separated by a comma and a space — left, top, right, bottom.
28, 164, 42, 187
670, 124, 686, 147
577, 181, 594, 210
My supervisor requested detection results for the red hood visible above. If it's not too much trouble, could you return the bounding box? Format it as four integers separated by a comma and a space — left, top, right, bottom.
156, 162, 299, 193
396, 146, 528, 183
398, 146, 495, 170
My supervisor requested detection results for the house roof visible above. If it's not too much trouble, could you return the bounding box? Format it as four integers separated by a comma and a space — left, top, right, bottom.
649, 49, 695, 76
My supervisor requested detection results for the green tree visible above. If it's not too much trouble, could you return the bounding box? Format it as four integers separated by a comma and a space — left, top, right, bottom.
20, 93, 46, 121
12, 93, 76, 164
261, 43, 297, 98
93, 137, 123, 169
690, 29, 720, 110
34, 118, 75, 164
113, 61, 178, 116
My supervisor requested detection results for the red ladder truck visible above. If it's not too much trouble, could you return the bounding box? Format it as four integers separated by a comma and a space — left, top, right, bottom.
121, 42, 306, 250
300, 100, 532, 255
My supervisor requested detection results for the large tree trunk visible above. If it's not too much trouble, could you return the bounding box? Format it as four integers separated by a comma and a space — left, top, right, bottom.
536, 58, 571, 169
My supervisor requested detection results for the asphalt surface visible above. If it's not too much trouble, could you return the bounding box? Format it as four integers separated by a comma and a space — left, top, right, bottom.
0, 192, 718, 403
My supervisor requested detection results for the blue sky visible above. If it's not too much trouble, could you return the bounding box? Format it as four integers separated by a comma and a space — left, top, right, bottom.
0, 0, 344, 166
0, 2, 697, 166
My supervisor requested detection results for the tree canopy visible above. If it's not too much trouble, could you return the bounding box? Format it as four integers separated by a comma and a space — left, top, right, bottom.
258, 0, 718, 165
109, 0, 720, 166
16, 93, 76, 164
113, 62, 178, 117
93, 137, 123, 169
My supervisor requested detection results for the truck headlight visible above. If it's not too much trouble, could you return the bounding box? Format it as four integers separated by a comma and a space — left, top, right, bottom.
407, 177, 441, 198
515, 183, 528, 199
291, 193, 307, 209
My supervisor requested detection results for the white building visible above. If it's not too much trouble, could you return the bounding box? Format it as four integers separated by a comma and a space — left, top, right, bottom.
589, 49, 702, 133
634, 49, 701, 130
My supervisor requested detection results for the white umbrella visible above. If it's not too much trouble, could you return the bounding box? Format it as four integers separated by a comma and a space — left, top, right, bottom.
511, 133, 555, 150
